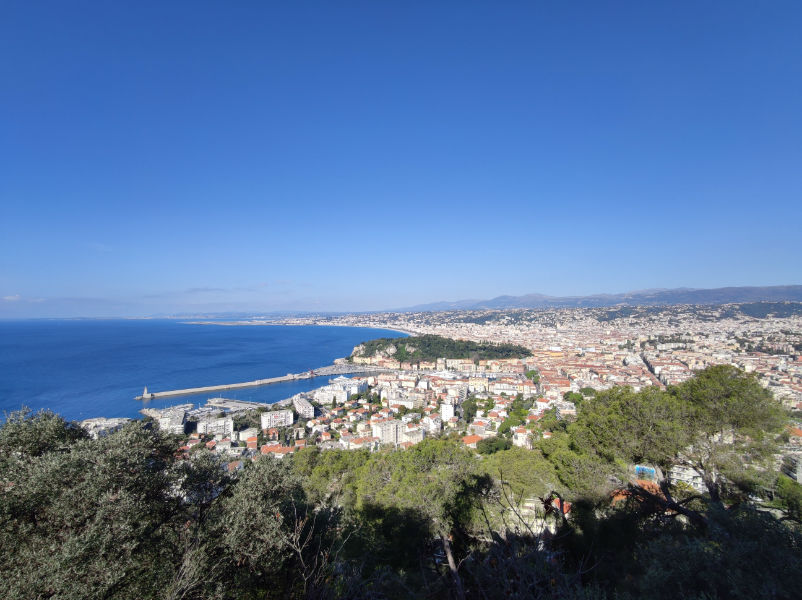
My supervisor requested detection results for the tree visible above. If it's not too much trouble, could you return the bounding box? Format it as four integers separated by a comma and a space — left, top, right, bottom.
0, 407, 87, 462
482, 446, 564, 504
202, 457, 311, 596
775, 474, 802, 522
462, 396, 478, 423
0, 421, 183, 599
536, 407, 564, 434
568, 386, 691, 467
627, 508, 802, 600
566, 366, 787, 525
539, 431, 619, 502
669, 365, 786, 504
354, 440, 484, 598
477, 437, 511, 455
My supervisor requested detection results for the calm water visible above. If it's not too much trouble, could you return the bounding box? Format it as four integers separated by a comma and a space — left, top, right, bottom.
0, 320, 405, 421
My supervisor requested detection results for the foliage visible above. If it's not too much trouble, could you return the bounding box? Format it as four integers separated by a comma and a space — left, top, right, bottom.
624, 508, 802, 600
568, 386, 691, 468
668, 365, 786, 502
292, 446, 370, 507
0, 407, 87, 461
232, 409, 262, 431
534, 407, 563, 433
0, 421, 181, 599
476, 436, 511, 454
462, 396, 478, 423
352, 334, 531, 363
775, 474, 802, 522
354, 440, 480, 533
481, 447, 563, 502
497, 394, 532, 435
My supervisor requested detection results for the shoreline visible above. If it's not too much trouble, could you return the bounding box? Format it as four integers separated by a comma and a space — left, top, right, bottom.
180, 320, 417, 338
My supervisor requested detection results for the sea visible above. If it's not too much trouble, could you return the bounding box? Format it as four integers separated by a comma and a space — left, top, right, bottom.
0, 320, 406, 422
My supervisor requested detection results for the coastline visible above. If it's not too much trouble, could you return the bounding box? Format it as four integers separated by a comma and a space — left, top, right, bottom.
181, 320, 417, 338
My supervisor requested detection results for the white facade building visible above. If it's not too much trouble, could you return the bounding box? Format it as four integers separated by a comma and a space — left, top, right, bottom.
261, 409, 294, 430
372, 420, 402, 445
440, 403, 455, 421
197, 416, 234, 436
293, 395, 315, 418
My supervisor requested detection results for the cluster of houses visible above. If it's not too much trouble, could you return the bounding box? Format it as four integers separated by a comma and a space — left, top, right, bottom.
153, 367, 800, 501
158, 367, 575, 462
350, 354, 535, 374
461, 392, 576, 450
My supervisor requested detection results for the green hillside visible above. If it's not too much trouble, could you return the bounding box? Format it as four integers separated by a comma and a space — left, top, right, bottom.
351, 333, 531, 363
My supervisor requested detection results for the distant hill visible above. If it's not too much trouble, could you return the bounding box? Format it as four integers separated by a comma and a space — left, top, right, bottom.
350, 334, 531, 363
398, 285, 802, 312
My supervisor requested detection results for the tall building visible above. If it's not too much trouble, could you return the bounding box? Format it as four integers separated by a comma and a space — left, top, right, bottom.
440, 402, 455, 420
261, 409, 294, 430
372, 419, 401, 445
292, 395, 315, 418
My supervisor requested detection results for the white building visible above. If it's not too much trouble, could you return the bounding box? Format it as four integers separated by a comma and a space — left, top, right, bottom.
402, 424, 425, 445
237, 427, 259, 442
313, 387, 348, 405
157, 407, 188, 435
329, 376, 368, 396
311, 376, 367, 406
372, 420, 402, 445
512, 426, 532, 449
422, 414, 442, 434
669, 464, 706, 493
80, 417, 130, 439
197, 416, 234, 437
292, 395, 315, 418
261, 409, 294, 430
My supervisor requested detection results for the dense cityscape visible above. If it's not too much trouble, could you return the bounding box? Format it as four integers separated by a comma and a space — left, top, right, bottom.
90, 301, 802, 497
276, 302, 802, 405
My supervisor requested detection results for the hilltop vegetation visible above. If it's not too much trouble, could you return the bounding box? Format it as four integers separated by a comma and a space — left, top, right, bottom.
351, 333, 531, 363
1, 366, 801, 599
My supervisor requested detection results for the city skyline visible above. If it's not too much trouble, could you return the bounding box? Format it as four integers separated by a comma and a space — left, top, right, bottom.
3, 2, 801, 317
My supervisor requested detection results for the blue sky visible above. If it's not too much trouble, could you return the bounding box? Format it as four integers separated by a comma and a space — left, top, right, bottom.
2, 2, 800, 317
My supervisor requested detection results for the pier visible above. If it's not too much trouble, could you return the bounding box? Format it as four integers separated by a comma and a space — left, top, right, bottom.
134, 363, 388, 400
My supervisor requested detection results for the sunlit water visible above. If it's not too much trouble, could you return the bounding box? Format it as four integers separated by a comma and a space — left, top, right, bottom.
0, 320, 405, 421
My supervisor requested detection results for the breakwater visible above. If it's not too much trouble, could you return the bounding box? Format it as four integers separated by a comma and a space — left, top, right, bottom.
134, 364, 385, 400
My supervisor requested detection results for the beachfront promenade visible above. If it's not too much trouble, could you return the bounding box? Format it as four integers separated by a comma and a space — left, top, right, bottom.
135, 363, 388, 400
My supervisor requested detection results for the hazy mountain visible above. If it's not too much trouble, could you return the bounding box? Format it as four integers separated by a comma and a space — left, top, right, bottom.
398, 285, 802, 312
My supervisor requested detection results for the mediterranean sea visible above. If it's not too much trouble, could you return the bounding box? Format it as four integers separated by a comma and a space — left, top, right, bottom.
0, 320, 406, 421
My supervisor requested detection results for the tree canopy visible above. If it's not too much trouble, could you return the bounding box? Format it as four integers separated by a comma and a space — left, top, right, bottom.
351, 334, 532, 363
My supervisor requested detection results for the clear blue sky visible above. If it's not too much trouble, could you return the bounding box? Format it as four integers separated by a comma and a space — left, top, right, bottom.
2, 1, 800, 317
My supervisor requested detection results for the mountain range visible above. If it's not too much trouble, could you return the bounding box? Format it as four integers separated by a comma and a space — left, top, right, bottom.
397, 285, 802, 312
